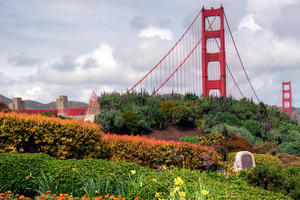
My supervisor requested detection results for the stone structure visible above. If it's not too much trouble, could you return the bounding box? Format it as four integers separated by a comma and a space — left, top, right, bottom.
56, 95, 69, 116
8, 97, 25, 110
233, 151, 255, 171
84, 91, 100, 123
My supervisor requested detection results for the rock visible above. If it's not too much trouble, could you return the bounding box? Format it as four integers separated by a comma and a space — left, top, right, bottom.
234, 151, 255, 171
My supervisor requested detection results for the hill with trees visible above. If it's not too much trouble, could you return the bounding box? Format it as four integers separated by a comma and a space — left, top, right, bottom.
95, 92, 300, 156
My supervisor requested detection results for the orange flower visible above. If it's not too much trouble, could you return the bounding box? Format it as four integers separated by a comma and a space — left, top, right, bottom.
7, 191, 12, 194
0, 193, 5, 196
134, 197, 141, 200
47, 191, 51, 194
19, 195, 25, 199
59, 194, 64, 197
104, 193, 109, 198
0, 197, 5, 199
95, 196, 103, 200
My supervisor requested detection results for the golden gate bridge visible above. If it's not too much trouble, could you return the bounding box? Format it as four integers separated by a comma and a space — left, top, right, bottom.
15, 5, 294, 120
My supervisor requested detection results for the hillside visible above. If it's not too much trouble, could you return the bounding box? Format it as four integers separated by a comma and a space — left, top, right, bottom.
0, 94, 88, 109
96, 93, 300, 156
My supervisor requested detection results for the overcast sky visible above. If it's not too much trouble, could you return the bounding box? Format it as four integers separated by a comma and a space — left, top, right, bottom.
0, 0, 300, 106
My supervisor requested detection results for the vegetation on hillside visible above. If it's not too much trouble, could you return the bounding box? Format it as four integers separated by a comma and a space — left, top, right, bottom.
95, 92, 300, 156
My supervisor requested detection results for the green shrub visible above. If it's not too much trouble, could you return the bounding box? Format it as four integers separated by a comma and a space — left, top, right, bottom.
211, 124, 256, 144
159, 100, 177, 119
242, 120, 260, 137
179, 136, 200, 143
0, 112, 102, 159
122, 111, 139, 134
0, 153, 291, 200
278, 141, 300, 156
227, 152, 282, 169
0, 153, 151, 198
246, 165, 284, 191
246, 165, 300, 199
170, 105, 189, 125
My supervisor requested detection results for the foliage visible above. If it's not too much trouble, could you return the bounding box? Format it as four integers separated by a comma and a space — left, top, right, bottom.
227, 152, 282, 169
198, 132, 225, 146
98, 134, 222, 170
179, 136, 200, 144
159, 100, 177, 120
0, 102, 11, 113
0, 112, 102, 159
253, 142, 278, 155
210, 124, 256, 144
122, 111, 139, 134
0, 153, 291, 200
95, 93, 300, 156
278, 141, 300, 156
220, 133, 254, 153
246, 165, 300, 199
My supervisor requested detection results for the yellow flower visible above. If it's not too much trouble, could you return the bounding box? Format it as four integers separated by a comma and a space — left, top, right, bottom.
152, 178, 157, 183
170, 191, 175, 197
173, 186, 180, 193
201, 190, 208, 195
174, 177, 184, 185
162, 165, 167, 170
155, 192, 160, 198
179, 191, 186, 197
130, 170, 136, 175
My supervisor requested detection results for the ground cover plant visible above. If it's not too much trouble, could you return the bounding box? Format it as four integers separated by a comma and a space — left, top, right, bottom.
0, 153, 292, 200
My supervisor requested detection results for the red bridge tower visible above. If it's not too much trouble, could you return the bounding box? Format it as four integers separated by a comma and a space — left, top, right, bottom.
282, 81, 292, 119
202, 5, 226, 97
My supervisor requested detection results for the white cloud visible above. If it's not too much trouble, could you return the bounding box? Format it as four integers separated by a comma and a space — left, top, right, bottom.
238, 14, 262, 32
138, 25, 173, 41
37, 44, 137, 86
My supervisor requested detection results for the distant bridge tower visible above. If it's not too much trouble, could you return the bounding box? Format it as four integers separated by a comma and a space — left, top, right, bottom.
202, 5, 226, 97
282, 81, 292, 119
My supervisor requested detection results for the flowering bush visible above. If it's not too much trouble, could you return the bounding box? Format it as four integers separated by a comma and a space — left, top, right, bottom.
0, 112, 102, 159
99, 134, 222, 170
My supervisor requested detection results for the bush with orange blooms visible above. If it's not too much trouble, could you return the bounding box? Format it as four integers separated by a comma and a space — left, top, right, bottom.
0, 112, 102, 159
99, 133, 222, 170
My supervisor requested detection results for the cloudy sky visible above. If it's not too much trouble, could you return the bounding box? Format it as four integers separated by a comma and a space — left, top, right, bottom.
0, 0, 299, 106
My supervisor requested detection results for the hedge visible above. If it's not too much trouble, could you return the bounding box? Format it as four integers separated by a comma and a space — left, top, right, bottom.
98, 134, 222, 170
0, 112, 102, 159
0, 153, 291, 200
0, 153, 151, 198
227, 152, 282, 168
